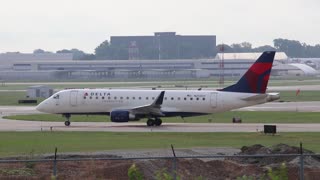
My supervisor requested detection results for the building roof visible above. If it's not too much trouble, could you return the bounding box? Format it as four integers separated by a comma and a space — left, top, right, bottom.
28, 85, 52, 89
289, 63, 319, 75
273, 63, 319, 75
216, 52, 288, 60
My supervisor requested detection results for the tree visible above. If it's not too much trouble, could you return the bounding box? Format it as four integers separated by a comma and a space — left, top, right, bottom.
56, 49, 95, 60
273, 38, 304, 57
229, 42, 253, 52
216, 44, 233, 53
33, 49, 52, 54
253, 45, 276, 52
56, 49, 72, 54
95, 40, 113, 59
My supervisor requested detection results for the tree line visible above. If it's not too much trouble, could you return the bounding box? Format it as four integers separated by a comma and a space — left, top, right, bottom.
217, 38, 320, 58
31, 38, 320, 60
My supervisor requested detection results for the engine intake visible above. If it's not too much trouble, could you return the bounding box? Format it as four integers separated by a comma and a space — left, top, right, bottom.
110, 110, 136, 122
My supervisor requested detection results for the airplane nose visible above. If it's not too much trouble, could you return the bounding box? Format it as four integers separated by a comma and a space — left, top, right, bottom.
36, 103, 43, 112
36, 102, 47, 112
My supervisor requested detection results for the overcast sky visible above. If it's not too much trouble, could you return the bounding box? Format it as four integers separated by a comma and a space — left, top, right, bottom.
0, 0, 319, 53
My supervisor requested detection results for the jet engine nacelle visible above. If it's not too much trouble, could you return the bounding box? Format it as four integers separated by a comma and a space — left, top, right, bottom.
110, 110, 137, 122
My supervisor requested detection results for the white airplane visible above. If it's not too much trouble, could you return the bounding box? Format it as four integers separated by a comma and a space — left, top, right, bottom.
36, 51, 280, 127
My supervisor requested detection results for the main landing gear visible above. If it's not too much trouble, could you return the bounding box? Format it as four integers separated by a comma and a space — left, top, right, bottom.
63, 114, 71, 126
146, 117, 162, 127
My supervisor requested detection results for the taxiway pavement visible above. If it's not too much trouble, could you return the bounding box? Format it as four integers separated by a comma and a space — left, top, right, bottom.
0, 102, 319, 132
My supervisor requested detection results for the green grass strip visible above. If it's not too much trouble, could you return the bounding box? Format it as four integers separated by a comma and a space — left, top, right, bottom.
0, 132, 318, 157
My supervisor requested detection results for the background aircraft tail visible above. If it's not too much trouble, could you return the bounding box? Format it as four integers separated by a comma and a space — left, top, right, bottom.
220, 51, 276, 94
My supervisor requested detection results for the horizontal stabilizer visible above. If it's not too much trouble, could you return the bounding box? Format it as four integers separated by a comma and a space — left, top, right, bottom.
241, 94, 268, 101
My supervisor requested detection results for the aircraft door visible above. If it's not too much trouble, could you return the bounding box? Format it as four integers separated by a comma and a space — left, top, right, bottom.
210, 92, 217, 108
70, 91, 78, 106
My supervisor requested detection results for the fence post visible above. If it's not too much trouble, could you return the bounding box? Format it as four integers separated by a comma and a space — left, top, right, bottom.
299, 142, 304, 180
53, 147, 58, 178
171, 144, 177, 180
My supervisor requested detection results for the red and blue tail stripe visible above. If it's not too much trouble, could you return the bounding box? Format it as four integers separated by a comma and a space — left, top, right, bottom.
220, 51, 276, 94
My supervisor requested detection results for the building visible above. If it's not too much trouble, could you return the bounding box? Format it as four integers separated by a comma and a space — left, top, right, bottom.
110, 32, 217, 60
273, 63, 319, 76
0, 52, 317, 81
27, 85, 54, 98
216, 52, 288, 61
0, 52, 73, 62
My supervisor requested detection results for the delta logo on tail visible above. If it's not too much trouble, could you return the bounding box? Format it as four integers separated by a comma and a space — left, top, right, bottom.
221, 51, 275, 94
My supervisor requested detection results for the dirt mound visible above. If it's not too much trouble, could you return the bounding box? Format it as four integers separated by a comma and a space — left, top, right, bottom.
235, 144, 320, 166
0, 145, 319, 179
240, 143, 313, 155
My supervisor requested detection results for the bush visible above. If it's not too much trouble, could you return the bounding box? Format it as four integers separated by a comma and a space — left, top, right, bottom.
128, 163, 143, 180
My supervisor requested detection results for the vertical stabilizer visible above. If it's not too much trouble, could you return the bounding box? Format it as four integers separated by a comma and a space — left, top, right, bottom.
220, 51, 276, 93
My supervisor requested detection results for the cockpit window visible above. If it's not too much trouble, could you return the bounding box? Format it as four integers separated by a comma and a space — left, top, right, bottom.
53, 94, 60, 99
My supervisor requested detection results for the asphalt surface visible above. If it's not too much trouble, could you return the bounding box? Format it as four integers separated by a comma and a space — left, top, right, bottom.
0, 102, 319, 132
1, 119, 320, 132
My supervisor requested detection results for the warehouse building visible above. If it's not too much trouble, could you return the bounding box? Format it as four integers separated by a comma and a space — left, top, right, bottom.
110, 32, 217, 60
0, 52, 317, 81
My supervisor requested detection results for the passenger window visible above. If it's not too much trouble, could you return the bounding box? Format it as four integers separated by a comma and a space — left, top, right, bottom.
165, 97, 167, 100
127, 97, 129, 100
102, 97, 105, 99
184, 97, 187, 100
178, 97, 180, 100
133, 97, 135, 100
171, 97, 174, 100
190, 98, 193, 100
152, 97, 155, 100
146, 97, 149, 100
108, 96, 111, 100
96, 96, 99, 99
114, 97, 117, 100
139, 97, 141, 100
203, 98, 205, 101
90, 97, 92, 99
120, 97, 123, 100
196, 98, 199, 101
84, 97, 86, 99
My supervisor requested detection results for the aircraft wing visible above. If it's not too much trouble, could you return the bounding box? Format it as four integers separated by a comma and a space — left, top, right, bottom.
130, 91, 165, 116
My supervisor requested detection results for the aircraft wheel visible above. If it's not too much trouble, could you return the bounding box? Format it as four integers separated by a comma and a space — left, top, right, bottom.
147, 119, 154, 126
155, 119, 162, 126
64, 121, 71, 126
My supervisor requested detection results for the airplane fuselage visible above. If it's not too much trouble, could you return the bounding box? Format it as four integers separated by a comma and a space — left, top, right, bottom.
37, 89, 272, 117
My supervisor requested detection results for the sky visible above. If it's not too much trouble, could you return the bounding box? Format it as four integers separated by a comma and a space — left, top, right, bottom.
0, 0, 319, 53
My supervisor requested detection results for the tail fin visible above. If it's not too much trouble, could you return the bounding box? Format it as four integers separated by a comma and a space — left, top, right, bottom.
220, 51, 276, 94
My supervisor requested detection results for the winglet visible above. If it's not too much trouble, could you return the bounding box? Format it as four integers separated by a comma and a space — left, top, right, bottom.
154, 91, 165, 106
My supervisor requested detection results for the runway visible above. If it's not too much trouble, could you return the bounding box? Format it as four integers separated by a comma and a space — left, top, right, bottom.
0, 102, 319, 132
238, 101, 320, 112
1, 118, 320, 132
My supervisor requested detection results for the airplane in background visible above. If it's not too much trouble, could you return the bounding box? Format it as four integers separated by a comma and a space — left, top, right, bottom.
36, 51, 280, 127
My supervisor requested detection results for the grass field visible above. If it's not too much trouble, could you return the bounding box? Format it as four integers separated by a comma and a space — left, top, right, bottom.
5, 111, 320, 124
277, 91, 320, 101
0, 92, 44, 106
0, 132, 318, 157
